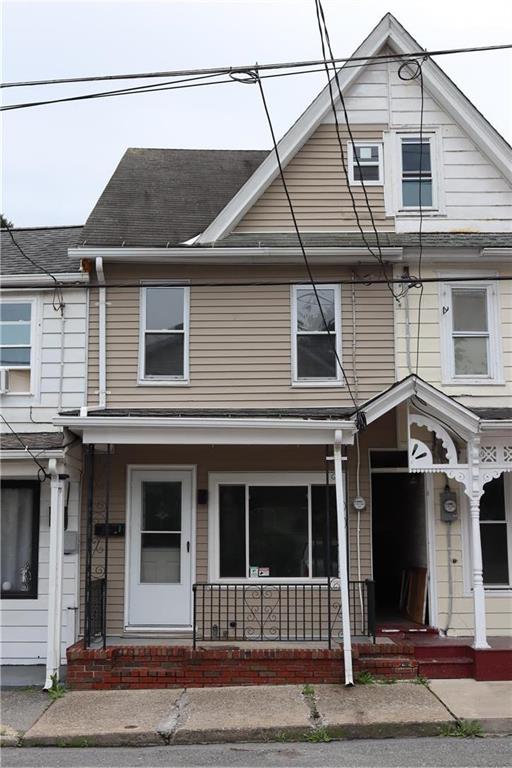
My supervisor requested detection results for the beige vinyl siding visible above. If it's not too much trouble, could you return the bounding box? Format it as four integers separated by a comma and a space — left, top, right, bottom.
235, 124, 393, 232
87, 263, 395, 408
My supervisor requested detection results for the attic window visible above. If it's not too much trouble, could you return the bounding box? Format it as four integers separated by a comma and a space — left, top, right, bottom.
348, 142, 383, 186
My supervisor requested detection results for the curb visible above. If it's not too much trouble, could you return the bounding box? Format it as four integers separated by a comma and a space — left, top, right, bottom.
21, 730, 165, 748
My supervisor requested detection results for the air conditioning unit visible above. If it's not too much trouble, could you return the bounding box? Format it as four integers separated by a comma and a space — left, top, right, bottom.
0, 368, 31, 394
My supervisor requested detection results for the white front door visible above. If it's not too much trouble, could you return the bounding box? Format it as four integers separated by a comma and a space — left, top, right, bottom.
128, 469, 193, 627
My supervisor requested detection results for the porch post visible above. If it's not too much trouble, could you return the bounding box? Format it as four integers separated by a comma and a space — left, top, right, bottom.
333, 430, 354, 686
44, 460, 67, 689
469, 495, 490, 649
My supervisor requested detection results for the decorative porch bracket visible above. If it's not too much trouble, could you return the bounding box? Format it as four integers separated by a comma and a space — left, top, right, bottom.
408, 411, 512, 650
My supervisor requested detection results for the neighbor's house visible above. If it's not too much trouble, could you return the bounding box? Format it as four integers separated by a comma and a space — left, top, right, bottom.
0, 226, 88, 687
57, 14, 511, 687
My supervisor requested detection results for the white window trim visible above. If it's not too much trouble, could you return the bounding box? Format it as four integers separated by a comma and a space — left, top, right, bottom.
138, 284, 190, 386
439, 280, 503, 385
347, 141, 383, 186
388, 128, 445, 217
0, 296, 40, 400
462, 473, 512, 596
290, 283, 343, 387
208, 471, 335, 583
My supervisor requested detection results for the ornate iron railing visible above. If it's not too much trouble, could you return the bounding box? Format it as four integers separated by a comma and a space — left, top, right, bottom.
84, 577, 106, 647
192, 579, 375, 649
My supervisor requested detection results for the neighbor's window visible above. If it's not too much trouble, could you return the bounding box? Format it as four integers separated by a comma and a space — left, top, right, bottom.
348, 143, 383, 185
140, 286, 188, 381
1, 481, 40, 599
480, 475, 510, 587
0, 302, 32, 394
218, 481, 338, 579
401, 137, 433, 208
292, 284, 341, 383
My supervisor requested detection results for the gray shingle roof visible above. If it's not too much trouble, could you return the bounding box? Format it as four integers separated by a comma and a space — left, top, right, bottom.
60, 407, 352, 419
80, 148, 269, 247
1, 226, 83, 276
0, 431, 65, 451
217, 232, 512, 249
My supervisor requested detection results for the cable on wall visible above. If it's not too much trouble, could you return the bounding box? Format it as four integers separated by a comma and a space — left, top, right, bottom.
0, 414, 49, 481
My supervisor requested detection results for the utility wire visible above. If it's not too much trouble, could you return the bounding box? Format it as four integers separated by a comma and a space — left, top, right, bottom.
3, 225, 65, 312
2, 43, 511, 89
313, 0, 400, 303
255, 73, 366, 430
0, 414, 49, 481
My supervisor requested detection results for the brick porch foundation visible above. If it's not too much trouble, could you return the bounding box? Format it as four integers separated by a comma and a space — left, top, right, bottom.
66, 642, 418, 690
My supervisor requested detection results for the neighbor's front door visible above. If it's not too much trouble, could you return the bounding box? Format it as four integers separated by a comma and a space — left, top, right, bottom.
128, 469, 193, 627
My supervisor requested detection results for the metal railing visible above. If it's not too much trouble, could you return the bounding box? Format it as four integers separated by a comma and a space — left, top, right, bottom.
84, 577, 106, 647
192, 579, 375, 648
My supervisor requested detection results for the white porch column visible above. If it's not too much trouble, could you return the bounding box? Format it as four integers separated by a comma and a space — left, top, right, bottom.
44, 460, 67, 689
469, 495, 490, 649
333, 430, 354, 686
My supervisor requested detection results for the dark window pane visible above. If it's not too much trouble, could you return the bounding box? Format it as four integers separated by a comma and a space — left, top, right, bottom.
402, 179, 432, 207
1, 485, 38, 597
0, 325, 30, 345
481, 525, 509, 584
219, 485, 246, 577
145, 333, 184, 376
480, 476, 506, 521
454, 337, 488, 376
146, 287, 184, 330
402, 141, 431, 173
354, 165, 379, 181
370, 450, 409, 468
311, 485, 338, 577
296, 288, 335, 331
140, 533, 180, 583
249, 486, 308, 577
0, 304, 31, 322
0, 348, 31, 366
297, 335, 336, 379
452, 289, 487, 333
142, 481, 181, 531
355, 145, 379, 162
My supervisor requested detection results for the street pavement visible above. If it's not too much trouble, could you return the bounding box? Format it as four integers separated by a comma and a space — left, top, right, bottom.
2, 737, 512, 767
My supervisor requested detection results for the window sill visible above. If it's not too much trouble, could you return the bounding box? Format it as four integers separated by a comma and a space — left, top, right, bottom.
350, 180, 383, 187
442, 377, 505, 387
138, 379, 190, 387
396, 209, 444, 217
291, 381, 344, 389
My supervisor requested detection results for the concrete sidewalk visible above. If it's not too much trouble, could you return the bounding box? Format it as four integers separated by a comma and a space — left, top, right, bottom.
1, 680, 511, 747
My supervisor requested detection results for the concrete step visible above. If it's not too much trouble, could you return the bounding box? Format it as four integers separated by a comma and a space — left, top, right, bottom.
418, 657, 474, 679
414, 644, 473, 660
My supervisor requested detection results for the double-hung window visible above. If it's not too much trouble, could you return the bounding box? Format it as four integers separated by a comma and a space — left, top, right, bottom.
479, 475, 510, 588
440, 282, 501, 383
292, 284, 342, 384
348, 142, 383, 185
140, 286, 189, 382
213, 475, 338, 580
400, 136, 433, 209
0, 301, 32, 394
1, 481, 40, 599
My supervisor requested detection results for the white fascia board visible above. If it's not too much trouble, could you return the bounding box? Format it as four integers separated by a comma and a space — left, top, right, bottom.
68, 246, 403, 264
479, 420, 512, 432
0, 450, 64, 461
361, 376, 480, 434
404, 248, 512, 263
480, 248, 512, 259
1, 272, 89, 287
195, 19, 392, 244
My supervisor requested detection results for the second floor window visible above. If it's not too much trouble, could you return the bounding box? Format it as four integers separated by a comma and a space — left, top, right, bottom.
140, 286, 189, 382
348, 142, 383, 185
292, 284, 342, 384
401, 137, 433, 208
0, 302, 32, 394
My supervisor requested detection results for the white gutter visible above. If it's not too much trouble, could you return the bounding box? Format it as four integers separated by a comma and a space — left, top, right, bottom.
68, 246, 403, 264
54, 415, 356, 430
479, 420, 512, 431
44, 459, 67, 689
0, 449, 65, 460
333, 429, 354, 686
1, 272, 90, 288
95, 257, 107, 409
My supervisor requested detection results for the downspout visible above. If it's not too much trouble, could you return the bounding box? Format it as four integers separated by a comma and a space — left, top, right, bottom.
44, 459, 68, 689
95, 257, 107, 409
333, 429, 354, 686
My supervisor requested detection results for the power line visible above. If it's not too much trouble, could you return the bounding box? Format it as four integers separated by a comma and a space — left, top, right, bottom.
3, 225, 65, 312
2, 43, 511, 89
0, 414, 50, 481
313, 0, 400, 304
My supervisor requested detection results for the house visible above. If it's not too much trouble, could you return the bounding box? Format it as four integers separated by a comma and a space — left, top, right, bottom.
11, 12, 512, 688
0, 226, 88, 687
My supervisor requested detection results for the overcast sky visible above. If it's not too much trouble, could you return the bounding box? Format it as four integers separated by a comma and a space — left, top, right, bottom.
2, 0, 511, 228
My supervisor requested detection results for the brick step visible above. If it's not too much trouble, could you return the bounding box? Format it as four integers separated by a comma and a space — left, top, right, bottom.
418, 657, 474, 679
358, 655, 418, 679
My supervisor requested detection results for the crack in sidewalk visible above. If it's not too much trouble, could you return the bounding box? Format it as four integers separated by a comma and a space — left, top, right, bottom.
156, 689, 189, 744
